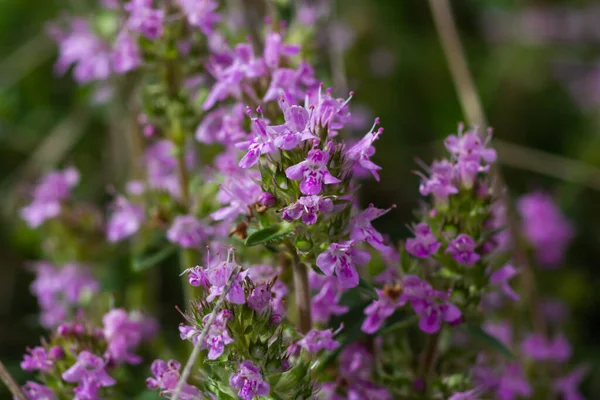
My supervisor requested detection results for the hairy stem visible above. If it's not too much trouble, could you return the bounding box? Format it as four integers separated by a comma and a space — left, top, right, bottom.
172, 266, 241, 400
291, 249, 312, 334
0, 360, 26, 400
427, 0, 546, 334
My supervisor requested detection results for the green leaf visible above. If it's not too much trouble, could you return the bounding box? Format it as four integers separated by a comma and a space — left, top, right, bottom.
466, 323, 514, 359
132, 244, 177, 272
245, 222, 293, 247
358, 278, 379, 300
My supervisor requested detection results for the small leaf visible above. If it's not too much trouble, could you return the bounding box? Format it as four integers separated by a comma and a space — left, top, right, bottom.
358, 278, 379, 300
245, 222, 293, 247
132, 244, 177, 272
466, 323, 514, 359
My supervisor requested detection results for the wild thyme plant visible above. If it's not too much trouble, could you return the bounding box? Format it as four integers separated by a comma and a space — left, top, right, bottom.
11, 1, 587, 400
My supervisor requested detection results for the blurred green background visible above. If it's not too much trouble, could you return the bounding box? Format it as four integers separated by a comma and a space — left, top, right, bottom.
2, 0, 600, 397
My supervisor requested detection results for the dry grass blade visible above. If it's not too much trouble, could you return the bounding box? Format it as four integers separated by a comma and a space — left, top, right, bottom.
0, 360, 27, 400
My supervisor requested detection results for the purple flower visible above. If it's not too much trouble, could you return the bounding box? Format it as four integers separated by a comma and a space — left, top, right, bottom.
496, 363, 532, 400
418, 159, 458, 206
204, 249, 246, 304
270, 102, 317, 150
49, 20, 112, 83
286, 148, 341, 195
303, 85, 352, 133
521, 333, 571, 362
185, 266, 211, 288
146, 359, 202, 399
248, 283, 273, 314
445, 234, 480, 266
204, 42, 266, 110
112, 30, 141, 74
211, 173, 262, 221
106, 197, 144, 242
180, 310, 234, 360
445, 125, 496, 189
22, 382, 56, 400
21, 347, 53, 372
339, 343, 373, 379
405, 223, 442, 258
195, 104, 247, 145
345, 118, 383, 181
62, 351, 116, 388
316, 241, 370, 289
237, 114, 277, 168
350, 204, 394, 250
310, 273, 348, 323
297, 328, 340, 353
125, 0, 164, 40
362, 287, 407, 334
554, 365, 589, 400
264, 31, 301, 70
258, 192, 277, 208
178, 0, 220, 35
30, 262, 99, 328
445, 125, 497, 164
281, 195, 333, 225
448, 390, 480, 400
167, 215, 210, 248
20, 167, 79, 228
517, 191, 574, 267
411, 288, 461, 334
229, 360, 270, 400
145, 140, 195, 198
490, 265, 520, 301
102, 309, 147, 364
263, 63, 318, 104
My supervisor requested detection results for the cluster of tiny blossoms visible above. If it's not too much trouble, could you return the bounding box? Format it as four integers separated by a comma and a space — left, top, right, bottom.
20, 266, 156, 399
13, 0, 587, 399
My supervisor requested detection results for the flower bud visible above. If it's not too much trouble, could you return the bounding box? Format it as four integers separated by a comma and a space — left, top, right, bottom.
250, 340, 268, 359
259, 192, 277, 208
295, 237, 313, 253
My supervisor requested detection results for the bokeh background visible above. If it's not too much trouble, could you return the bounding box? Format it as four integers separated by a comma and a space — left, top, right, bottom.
2, 0, 600, 397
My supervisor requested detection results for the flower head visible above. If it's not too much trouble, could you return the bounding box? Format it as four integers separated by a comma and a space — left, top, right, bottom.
316, 242, 370, 289
22, 382, 56, 400
281, 195, 333, 225
106, 197, 144, 242
146, 359, 202, 399
285, 148, 341, 195
125, 0, 164, 40
445, 234, 480, 266
20, 167, 79, 228
345, 118, 383, 181
350, 204, 394, 250
297, 328, 340, 353
167, 215, 210, 248
405, 223, 441, 258
229, 360, 270, 400
517, 191, 574, 267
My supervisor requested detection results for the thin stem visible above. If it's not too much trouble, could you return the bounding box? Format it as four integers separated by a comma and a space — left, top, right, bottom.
171, 266, 241, 400
291, 248, 312, 334
427, 0, 546, 334
0, 360, 27, 400
418, 332, 440, 391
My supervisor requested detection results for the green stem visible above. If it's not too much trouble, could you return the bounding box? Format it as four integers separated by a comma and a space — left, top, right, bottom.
179, 248, 197, 307
290, 246, 312, 334
418, 331, 440, 394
